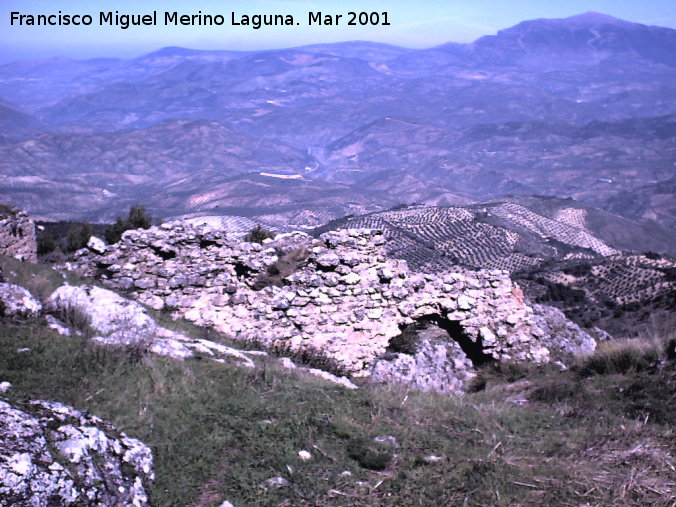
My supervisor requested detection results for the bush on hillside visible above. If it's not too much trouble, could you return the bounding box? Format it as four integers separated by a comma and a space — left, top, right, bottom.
0, 203, 16, 216
562, 262, 592, 277
386, 323, 421, 355
271, 340, 350, 378
65, 223, 93, 252
252, 247, 309, 290
104, 205, 153, 245
579, 338, 663, 376
244, 224, 275, 244
347, 438, 392, 471
37, 231, 59, 255
535, 279, 586, 304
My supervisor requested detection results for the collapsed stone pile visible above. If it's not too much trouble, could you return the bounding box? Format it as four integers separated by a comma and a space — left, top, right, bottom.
69, 222, 594, 391
0, 206, 37, 263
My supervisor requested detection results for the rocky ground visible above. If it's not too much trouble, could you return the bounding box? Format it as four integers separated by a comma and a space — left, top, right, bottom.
0, 397, 153, 506
1, 209, 674, 505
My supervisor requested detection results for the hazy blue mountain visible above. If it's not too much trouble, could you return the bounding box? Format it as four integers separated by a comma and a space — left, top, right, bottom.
470, 12, 676, 66
0, 13, 674, 230
0, 99, 43, 142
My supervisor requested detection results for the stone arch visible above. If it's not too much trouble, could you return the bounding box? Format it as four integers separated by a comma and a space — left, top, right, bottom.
389, 313, 494, 367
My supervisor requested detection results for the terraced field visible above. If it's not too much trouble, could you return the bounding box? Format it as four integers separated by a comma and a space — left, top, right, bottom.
316, 197, 676, 335
487, 203, 619, 256
317, 201, 619, 273
586, 256, 673, 305
520, 254, 676, 335
179, 215, 280, 236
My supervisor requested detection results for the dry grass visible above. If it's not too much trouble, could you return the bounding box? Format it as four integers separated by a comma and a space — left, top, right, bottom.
581, 318, 675, 376
0, 254, 81, 302
581, 338, 663, 375
1, 319, 674, 506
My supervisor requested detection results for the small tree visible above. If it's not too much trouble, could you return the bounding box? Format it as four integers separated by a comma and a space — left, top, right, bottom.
244, 224, 275, 244
65, 223, 93, 252
128, 204, 152, 229
37, 231, 58, 255
104, 217, 125, 245
104, 205, 153, 245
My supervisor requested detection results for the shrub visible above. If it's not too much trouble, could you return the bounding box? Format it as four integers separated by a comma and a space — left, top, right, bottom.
536, 279, 586, 304
244, 224, 275, 244
252, 247, 308, 290
271, 341, 350, 378
390, 203, 409, 211
105, 205, 152, 244
579, 339, 662, 376
0, 255, 72, 302
128, 204, 153, 229
0, 203, 16, 216
65, 223, 93, 252
528, 378, 581, 403
562, 262, 592, 277
37, 231, 59, 255
40, 250, 68, 264
466, 361, 539, 392
667, 338, 676, 361
104, 217, 126, 245
386, 323, 420, 355
53, 303, 93, 338
662, 267, 676, 282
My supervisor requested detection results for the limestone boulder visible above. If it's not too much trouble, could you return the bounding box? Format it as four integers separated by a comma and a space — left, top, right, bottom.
0, 398, 153, 506
86, 236, 106, 255
47, 285, 262, 367
0, 283, 42, 320
370, 324, 476, 394
48, 285, 156, 343
531, 304, 597, 363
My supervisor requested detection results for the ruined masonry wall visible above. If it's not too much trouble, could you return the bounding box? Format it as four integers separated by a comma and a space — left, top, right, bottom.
0, 208, 37, 262
71, 223, 551, 375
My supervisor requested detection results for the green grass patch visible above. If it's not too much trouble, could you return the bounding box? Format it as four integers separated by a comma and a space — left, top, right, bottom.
0, 254, 83, 301
1, 321, 674, 506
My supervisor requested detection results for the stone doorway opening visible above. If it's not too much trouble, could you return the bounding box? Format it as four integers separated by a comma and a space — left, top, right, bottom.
387, 314, 493, 367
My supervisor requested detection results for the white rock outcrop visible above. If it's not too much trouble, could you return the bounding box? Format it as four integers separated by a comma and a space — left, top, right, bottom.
86, 236, 107, 255
531, 304, 597, 360
47, 285, 262, 368
0, 398, 153, 506
0, 283, 42, 320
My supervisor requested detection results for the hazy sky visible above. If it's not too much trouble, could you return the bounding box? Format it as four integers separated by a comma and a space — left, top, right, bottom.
2, 0, 676, 62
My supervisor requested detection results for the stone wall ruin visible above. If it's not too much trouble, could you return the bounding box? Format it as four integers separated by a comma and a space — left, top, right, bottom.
68, 222, 595, 392
0, 205, 37, 263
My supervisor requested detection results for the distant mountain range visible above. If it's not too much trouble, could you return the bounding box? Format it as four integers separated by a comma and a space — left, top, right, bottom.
0, 12, 674, 229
